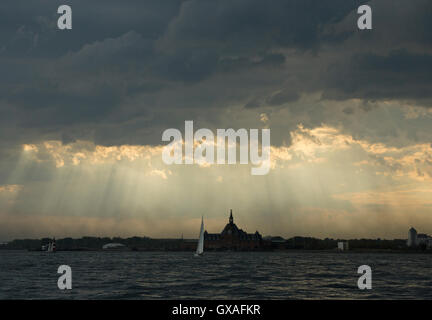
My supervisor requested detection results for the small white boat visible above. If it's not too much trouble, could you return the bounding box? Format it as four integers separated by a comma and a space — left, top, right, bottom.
194, 216, 204, 257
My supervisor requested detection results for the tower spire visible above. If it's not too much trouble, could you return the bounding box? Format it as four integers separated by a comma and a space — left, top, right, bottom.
229, 209, 233, 224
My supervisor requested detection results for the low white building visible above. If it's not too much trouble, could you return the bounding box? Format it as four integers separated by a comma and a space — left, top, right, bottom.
337, 241, 349, 251
417, 234, 432, 247
102, 243, 126, 250
407, 227, 432, 248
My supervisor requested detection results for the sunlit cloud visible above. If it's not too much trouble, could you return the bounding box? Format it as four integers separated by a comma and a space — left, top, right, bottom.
0, 122, 430, 240
0, 184, 23, 193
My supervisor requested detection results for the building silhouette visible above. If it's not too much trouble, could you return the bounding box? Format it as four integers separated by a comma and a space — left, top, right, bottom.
407, 227, 432, 248
407, 227, 417, 247
204, 209, 266, 250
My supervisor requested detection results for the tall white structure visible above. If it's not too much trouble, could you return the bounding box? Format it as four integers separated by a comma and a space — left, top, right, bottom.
407, 227, 417, 247
337, 241, 349, 251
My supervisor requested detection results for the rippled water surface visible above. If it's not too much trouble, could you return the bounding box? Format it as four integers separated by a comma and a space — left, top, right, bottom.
0, 251, 431, 299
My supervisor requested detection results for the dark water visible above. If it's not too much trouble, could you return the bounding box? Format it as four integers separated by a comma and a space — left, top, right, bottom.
0, 251, 431, 299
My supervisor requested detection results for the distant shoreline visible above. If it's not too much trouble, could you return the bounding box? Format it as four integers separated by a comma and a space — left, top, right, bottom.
2, 236, 427, 252
1, 248, 431, 254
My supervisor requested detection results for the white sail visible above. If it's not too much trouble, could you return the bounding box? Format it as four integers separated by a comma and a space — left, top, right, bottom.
46, 239, 56, 252
195, 216, 204, 256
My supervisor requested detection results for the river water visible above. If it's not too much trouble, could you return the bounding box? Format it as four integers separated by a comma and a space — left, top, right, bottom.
0, 251, 431, 299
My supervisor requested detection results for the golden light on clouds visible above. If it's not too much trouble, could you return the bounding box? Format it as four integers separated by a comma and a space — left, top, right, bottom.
20, 125, 432, 185
0, 184, 23, 193
6, 123, 432, 240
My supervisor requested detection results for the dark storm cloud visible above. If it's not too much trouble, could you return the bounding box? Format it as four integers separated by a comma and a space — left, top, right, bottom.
267, 90, 300, 106
158, 0, 364, 51
324, 50, 432, 101
0, 0, 430, 155
0, 0, 184, 57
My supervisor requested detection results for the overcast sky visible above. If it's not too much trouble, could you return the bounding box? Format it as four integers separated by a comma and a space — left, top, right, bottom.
1, 0, 432, 240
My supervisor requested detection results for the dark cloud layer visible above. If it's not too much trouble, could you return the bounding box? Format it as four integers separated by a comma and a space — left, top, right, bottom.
0, 0, 431, 177
324, 50, 432, 100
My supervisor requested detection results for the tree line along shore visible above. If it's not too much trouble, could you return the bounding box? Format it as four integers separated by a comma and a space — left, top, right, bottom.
1, 236, 425, 252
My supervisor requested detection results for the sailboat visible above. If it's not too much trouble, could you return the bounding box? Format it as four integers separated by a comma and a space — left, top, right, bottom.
194, 216, 204, 257
46, 238, 56, 252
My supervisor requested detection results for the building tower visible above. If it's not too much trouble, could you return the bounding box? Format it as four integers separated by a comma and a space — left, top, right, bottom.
407, 227, 417, 247
229, 209, 233, 225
